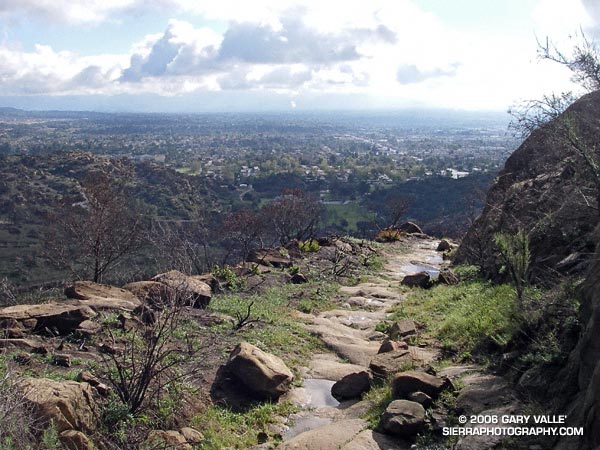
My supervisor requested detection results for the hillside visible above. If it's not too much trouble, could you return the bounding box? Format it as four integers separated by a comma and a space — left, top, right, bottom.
455, 90, 600, 282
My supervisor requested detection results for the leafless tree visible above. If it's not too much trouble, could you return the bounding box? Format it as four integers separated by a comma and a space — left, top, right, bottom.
221, 209, 266, 264
262, 189, 322, 245
46, 171, 145, 283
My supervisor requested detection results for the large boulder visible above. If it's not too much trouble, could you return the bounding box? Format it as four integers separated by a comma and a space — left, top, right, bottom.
378, 399, 426, 437
226, 342, 294, 398
331, 370, 371, 400
398, 222, 423, 234
436, 239, 452, 252
122, 281, 178, 309
0, 303, 96, 334
20, 378, 99, 433
391, 371, 451, 399
401, 272, 432, 289
152, 270, 212, 308
65, 281, 141, 311
247, 248, 293, 268
59, 430, 95, 450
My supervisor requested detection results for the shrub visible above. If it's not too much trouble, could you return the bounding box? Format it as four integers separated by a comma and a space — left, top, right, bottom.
375, 229, 402, 242
494, 230, 530, 304
298, 239, 320, 252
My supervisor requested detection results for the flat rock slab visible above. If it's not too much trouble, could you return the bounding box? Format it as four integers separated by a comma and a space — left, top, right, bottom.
456, 373, 517, 414
278, 419, 367, 450
0, 338, 47, 353
454, 404, 523, 450
340, 429, 411, 450
339, 285, 401, 301
304, 317, 380, 366
308, 355, 367, 381
66, 281, 141, 311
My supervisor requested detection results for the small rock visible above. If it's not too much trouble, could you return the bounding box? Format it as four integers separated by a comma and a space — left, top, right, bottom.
401, 272, 432, 289
391, 371, 451, 399
53, 353, 71, 367
98, 343, 118, 355
76, 320, 102, 337
13, 352, 32, 364
180, 427, 204, 444
378, 399, 426, 437
408, 391, 433, 408
436, 239, 452, 251
331, 371, 372, 400
369, 350, 412, 379
4, 328, 24, 338
146, 430, 190, 449
59, 430, 94, 450
257, 431, 269, 444
389, 319, 417, 339
290, 273, 308, 284
377, 338, 408, 354
438, 269, 459, 285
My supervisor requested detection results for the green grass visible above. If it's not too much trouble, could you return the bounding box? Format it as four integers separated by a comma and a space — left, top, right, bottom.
209, 282, 334, 368
389, 281, 520, 356
191, 402, 298, 449
361, 382, 393, 428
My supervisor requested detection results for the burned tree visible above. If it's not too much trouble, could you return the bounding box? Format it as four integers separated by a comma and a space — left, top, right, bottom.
262, 189, 322, 245
46, 171, 145, 283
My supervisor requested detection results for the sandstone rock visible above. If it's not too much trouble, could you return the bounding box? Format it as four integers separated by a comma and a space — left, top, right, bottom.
369, 350, 412, 379
401, 272, 432, 289
77, 371, 110, 397
378, 338, 408, 354
247, 248, 293, 268
333, 239, 353, 254
407, 391, 433, 408
389, 319, 417, 339
59, 430, 94, 450
0, 338, 47, 353
437, 269, 459, 285
391, 371, 450, 399
0, 303, 96, 334
65, 281, 141, 311
53, 353, 71, 367
76, 320, 102, 337
278, 419, 367, 450
436, 239, 452, 251
226, 342, 294, 398
180, 427, 204, 444
146, 430, 190, 449
123, 280, 177, 309
290, 273, 308, 284
331, 370, 371, 400
378, 399, 425, 437
339, 429, 406, 450
152, 270, 212, 308
398, 222, 423, 234
21, 378, 99, 433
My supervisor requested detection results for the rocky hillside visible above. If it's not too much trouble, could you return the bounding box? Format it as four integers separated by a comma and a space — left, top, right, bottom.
455, 90, 600, 282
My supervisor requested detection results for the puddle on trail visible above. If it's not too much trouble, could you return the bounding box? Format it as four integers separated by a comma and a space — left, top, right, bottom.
399, 263, 440, 279
283, 378, 357, 440
300, 379, 339, 408
426, 255, 444, 264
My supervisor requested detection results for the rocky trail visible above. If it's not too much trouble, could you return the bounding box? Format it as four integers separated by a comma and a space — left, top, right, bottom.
275, 236, 522, 450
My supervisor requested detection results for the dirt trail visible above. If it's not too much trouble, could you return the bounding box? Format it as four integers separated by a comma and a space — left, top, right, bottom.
276, 236, 522, 450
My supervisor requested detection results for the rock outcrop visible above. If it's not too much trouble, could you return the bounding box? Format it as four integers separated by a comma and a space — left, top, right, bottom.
455, 91, 600, 281
65, 281, 141, 311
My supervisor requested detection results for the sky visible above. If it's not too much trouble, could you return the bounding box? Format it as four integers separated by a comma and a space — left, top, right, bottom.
0, 0, 599, 112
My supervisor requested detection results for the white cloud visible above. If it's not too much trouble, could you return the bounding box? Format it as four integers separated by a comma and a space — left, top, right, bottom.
0, 0, 596, 109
